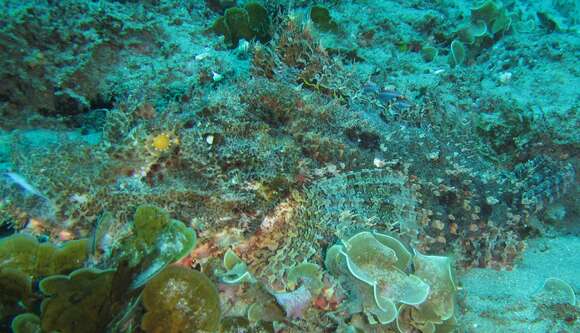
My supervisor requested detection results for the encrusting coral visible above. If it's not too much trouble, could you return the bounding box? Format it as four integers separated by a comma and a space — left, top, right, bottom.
141, 265, 221, 333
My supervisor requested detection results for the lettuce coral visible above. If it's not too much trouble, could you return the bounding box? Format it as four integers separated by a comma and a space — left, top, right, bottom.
10, 313, 41, 333
211, 2, 271, 48
39, 268, 115, 333
0, 233, 88, 277
325, 231, 458, 331
0, 234, 88, 320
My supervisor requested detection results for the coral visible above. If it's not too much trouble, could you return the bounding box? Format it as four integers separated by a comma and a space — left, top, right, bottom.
396, 304, 457, 333
471, 0, 511, 35
0, 268, 33, 320
39, 268, 115, 333
219, 317, 250, 332
449, 40, 466, 67
109, 205, 197, 289
141, 265, 221, 333
325, 231, 430, 325
310, 6, 339, 32
326, 231, 458, 331
421, 46, 438, 62
449, 0, 512, 66
536, 11, 563, 32
220, 248, 256, 284
0, 234, 87, 321
211, 3, 271, 48
0, 233, 88, 277
534, 278, 576, 306
10, 313, 41, 333
454, 0, 511, 46
242, 281, 288, 323
287, 262, 324, 294
36, 259, 144, 333
407, 252, 458, 329
206, 0, 237, 14
456, 20, 487, 45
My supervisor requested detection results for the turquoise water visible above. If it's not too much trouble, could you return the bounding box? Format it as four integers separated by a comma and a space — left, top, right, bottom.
0, 1, 578, 332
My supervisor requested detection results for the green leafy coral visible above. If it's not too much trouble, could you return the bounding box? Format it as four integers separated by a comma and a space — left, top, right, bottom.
310, 6, 339, 32
287, 262, 323, 294
11, 313, 41, 333
326, 231, 429, 324
457, 0, 511, 44
0, 233, 88, 277
39, 268, 115, 333
325, 231, 458, 331
112, 205, 197, 289
471, 0, 512, 35
1, 205, 199, 331
396, 252, 458, 332
534, 277, 577, 306
0, 268, 34, 320
220, 248, 256, 284
450, 0, 512, 66
0, 234, 88, 320
211, 2, 271, 47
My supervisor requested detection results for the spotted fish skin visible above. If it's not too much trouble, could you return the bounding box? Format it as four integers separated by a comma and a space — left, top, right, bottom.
512, 156, 575, 213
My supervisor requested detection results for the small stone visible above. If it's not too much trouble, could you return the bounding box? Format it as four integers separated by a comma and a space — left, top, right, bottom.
498, 71, 512, 84
468, 224, 479, 232
206, 135, 214, 145
432, 220, 445, 231
373, 157, 386, 168
426, 151, 440, 161
486, 196, 499, 205
212, 71, 223, 82
195, 52, 210, 61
